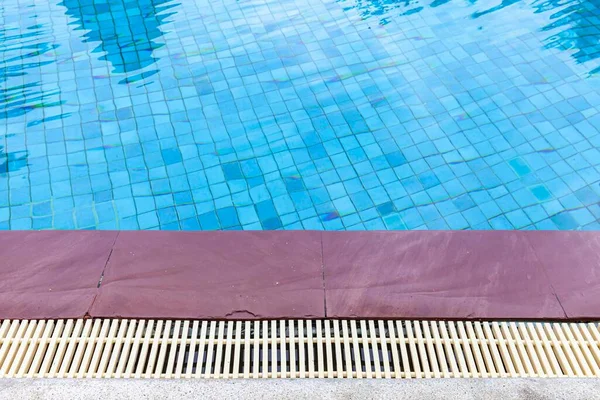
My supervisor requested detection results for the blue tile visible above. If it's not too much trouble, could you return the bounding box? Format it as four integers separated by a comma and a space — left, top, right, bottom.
32, 201, 52, 217
383, 214, 406, 229
284, 177, 305, 192
217, 207, 239, 228
575, 186, 600, 206
262, 217, 283, 229
161, 148, 183, 165
418, 171, 441, 189
158, 206, 178, 225
333, 196, 356, 216
490, 215, 514, 230
376, 201, 395, 216
199, 211, 220, 230
32, 216, 53, 230
462, 207, 486, 226
385, 151, 406, 167
453, 194, 475, 211
418, 204, 441, 222
0, 207, 11, 223
513, 189, 538, 207
222, 162, 243, 181
238, 205, 259, 225
550, 212, 579, 230
349, 191, 373, 211
445, 213, 469, 229
255, 199, 277, 221
570, 208, 595, 226
529, 185, 552, 201
505, 210, 531, 229
138, 211, 159, 229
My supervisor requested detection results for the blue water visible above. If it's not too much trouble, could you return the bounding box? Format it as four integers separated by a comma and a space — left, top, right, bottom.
1, 0, 600, 230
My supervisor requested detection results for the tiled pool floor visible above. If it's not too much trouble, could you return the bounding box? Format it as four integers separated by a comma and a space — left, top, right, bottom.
1, 0, 600, 231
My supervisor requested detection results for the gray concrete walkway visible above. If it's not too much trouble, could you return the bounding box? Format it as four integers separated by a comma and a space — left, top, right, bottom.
0, 378, 599, 400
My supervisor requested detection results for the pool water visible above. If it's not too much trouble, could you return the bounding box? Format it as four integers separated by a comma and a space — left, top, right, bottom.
1, 0, 600, 231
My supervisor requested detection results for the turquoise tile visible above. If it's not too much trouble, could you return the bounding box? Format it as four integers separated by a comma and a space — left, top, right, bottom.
1, 0, 599, 233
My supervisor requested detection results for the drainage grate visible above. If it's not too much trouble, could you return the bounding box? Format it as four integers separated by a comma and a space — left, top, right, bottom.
1, 319, 599, 379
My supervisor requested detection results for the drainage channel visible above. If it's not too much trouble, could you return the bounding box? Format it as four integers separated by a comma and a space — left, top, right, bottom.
0, 319, 599, 379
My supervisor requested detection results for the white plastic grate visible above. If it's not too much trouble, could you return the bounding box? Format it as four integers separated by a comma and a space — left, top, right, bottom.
0, 319, 599, 379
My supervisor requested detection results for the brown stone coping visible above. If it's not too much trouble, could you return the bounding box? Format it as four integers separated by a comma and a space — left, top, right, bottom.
0, 231, 118, 320
0, 230, 598, 320
90, 231, 325, 319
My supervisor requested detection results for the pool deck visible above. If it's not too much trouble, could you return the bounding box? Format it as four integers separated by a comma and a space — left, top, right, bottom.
0, 230, 599, 321
2, 378, 599, 400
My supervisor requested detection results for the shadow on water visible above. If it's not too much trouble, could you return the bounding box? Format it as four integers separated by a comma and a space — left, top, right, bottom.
471, 0, 519, 18
533, 0, 600, 75
338, 0, 600, 75
337, 0, 426, 24
471, 0, 600, 74
0, 18, 65, 122
61, 0, 179, 84
0, 144, 28, 176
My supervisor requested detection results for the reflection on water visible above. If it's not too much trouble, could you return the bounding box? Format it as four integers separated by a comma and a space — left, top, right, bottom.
534, 0, 600, 75
471, 0, 600, 75
337, 0, 425, 24
0, 144, 27, 176
0, 18, 64, 121
338, 0, 600, 75
471, 0, 529, 18
61, 0, 179, 83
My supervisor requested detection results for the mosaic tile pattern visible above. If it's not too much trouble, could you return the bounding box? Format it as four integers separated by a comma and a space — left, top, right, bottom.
1, 0, 600, 231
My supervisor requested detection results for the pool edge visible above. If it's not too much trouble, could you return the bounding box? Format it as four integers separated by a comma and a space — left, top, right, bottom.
0, 230, 598, 321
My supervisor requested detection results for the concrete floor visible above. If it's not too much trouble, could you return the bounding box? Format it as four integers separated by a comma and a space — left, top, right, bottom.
0, 379, 599, 400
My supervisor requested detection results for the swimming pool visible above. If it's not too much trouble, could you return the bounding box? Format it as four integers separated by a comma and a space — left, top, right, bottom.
1, 0, 599, 231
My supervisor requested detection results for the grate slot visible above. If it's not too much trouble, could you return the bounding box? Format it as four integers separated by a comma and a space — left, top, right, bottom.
1, 319, 599, 379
